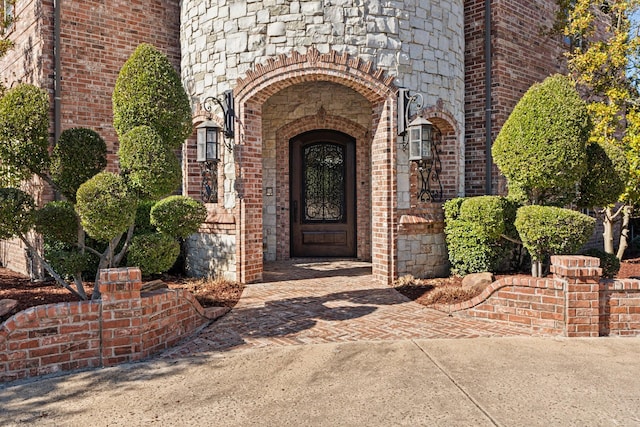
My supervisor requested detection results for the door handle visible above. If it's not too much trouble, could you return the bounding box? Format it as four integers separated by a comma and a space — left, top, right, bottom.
292, 200, 298, 223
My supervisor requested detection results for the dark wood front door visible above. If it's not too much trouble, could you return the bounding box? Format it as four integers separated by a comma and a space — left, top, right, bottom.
290, 130, 356, 257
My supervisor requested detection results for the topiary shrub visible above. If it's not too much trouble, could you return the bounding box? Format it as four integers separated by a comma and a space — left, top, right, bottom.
134, 199, 157, 235
0, 188, 35, 240
43, 241, 90, 280
75, 172, 137, 242
34, 201, 78, 244
112, 43, 192, 148
578, 140, 629, 208
150, 195, 207, 238
0, 84, 50, 186
515, 205, 595, 276
118, 125, 181, 199
444, 196, 518, 276
492, 75, 591, 206
581, 248, 620, 279
50, 128, 107, 202
127, 232, 180, 275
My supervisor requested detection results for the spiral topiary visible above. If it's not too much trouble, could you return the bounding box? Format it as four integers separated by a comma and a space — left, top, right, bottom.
34, 201, 78, 244
150, 195, 206, 238
0, 188, 35, 240
127, 232, 180, 275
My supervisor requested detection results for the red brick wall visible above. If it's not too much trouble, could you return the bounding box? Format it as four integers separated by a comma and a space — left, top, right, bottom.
464, 0, 566, 196
0, 0, 181, 276
0, 267, 210, 382
441, 256, 640, 338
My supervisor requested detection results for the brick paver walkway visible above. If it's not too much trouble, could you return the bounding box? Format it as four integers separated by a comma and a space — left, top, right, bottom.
163, 260, 533, 357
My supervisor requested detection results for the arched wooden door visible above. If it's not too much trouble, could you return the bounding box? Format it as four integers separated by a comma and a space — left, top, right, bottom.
290, 130, 356, 257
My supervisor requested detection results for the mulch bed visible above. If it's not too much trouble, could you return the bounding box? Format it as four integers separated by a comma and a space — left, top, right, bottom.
2, 258, 640, 322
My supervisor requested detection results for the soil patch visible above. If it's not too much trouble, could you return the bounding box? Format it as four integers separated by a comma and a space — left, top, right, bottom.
0, 268, 244, 322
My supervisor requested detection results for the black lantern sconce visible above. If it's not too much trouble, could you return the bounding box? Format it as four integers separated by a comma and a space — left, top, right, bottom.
196, 90, 235, 203
398, 88, 443, 202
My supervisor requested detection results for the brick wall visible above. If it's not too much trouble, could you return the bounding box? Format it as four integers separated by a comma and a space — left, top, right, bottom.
440, 256, 640, 338
0, 0, 182, 277
464, 0, 566, 196
0, 267, 211, 382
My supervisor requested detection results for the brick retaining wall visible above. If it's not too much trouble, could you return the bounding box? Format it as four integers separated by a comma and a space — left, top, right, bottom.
440, 256, 640, 337
0, 268, 213, 382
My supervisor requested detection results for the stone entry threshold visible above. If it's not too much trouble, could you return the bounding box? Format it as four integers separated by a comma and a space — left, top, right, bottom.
162, 260, 533, 358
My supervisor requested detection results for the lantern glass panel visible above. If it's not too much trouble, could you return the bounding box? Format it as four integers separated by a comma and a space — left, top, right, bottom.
409, 127, 422, 161
206, 128, 218, 160
196, 127, 207, 162
421, 126, 432, 159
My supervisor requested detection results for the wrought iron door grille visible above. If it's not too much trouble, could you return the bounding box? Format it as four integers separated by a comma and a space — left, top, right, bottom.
302, 143, 345, 223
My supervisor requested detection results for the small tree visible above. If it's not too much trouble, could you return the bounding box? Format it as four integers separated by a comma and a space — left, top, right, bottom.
559, 0, 640, 259
492, 74, 592, 206
112, 43, 192, 148
515, 206, 595, 276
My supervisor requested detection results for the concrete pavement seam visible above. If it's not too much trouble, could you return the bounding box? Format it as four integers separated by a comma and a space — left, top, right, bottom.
411, 340, 502, 427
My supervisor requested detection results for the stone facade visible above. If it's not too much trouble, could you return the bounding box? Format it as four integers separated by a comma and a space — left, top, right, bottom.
181, 0, 466, 282
1, 0, 578, 284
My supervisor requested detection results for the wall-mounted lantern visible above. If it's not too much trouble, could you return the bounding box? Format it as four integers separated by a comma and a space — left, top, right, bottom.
196, 119, 220, 162
407, 116, 433, 161
397, 88, 443, 202
196, 90, 235, 203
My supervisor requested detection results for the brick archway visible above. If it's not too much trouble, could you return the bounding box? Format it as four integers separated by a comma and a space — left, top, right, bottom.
233, 47, 397, 284
274, 112, 371, 261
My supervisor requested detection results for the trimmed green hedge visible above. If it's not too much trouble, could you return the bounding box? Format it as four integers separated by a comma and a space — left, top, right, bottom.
150, 195, 206, 238
75, 172, 137, 242
444, 196, 518, 276
127, 232, 180, 275
118, 125, 181, 199
50, 128, 107, 202
0, 188, 35, 240
515, 205, 595, 263
112, 43, 192, 148
34, 201, 78, 244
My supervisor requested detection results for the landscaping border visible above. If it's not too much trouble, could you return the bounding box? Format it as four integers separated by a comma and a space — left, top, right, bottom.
437, 256, 640, 337
0, 267, 216, 382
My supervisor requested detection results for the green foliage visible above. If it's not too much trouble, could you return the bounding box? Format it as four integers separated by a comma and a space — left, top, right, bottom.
75, 172, 137, 242
150, 195, 206, 238
134, 199, 157, 235
581, 248, 620, 279
112, 43, 192, 148
444, 196, 518, 276
515, 205, 595, 262
492, 75, 591, 205
127, 232, 180, 275
118, 126, 181, 199
34, 201, 78, 244
43, 241, 90, 279
0, 188, 34, 239
50, 128, 107, 202
578, 140, 629, 208
0, 84, 50, 185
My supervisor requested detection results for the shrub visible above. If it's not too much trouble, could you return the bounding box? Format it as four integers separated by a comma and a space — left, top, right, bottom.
492, 75, 591, 205
578, 140, 629, 208
50, 128, 107, 202
34, 201, 78, 244
112, 43, 192, 148
444, 196, 517, 276
0, 188, 35, 239
118, 126, 181, 199
515, 205, 595, 263
43, 241, 90, 279
75, 172, 137, 242
134, 199, 157, 235
127, 232, 180, 275
0, 84, 50, 185
151, 195, 206, 238
581, 248, 620, 279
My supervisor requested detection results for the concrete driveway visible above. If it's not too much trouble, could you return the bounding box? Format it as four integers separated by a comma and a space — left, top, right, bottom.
1, 337, 640, 426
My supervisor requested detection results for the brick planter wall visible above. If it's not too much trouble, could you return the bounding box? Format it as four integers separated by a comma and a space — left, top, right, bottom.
440, 256, 640, 337
0, 268, 213, 382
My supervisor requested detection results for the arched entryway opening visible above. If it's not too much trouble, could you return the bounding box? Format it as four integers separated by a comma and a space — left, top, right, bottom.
233, 48, 397, 284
